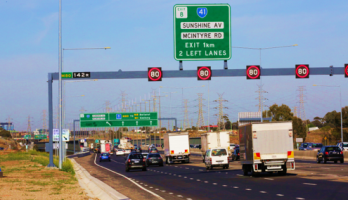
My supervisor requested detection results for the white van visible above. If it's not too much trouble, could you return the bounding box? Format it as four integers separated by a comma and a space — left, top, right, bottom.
204, 148, 229, 170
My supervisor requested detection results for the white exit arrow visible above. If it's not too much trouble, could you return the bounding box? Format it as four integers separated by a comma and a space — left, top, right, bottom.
106, 122, 111, 126
150, 121, 152, 125
136, 121, 138, 125
122, 121, 124, 126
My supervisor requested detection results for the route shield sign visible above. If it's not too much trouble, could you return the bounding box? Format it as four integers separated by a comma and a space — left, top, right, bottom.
174, 4, 231, 61
80, 112, 158, 128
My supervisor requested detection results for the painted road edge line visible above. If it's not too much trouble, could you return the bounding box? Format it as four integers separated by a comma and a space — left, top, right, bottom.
94, 154, 164, 200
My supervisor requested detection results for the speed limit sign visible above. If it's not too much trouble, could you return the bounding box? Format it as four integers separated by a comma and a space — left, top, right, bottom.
246, 65, 260, 79
197, 66, 212, 80
148, 67, 162, 81
345, 64, 348, 78
295, 64, 309, 78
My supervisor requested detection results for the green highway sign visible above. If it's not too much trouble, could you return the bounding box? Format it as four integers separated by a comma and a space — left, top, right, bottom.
174, 4, 231, 61
62, 72, 73, 79
80, 112, 158, 128
24, 135, 31, 139
34, 135, 48, 139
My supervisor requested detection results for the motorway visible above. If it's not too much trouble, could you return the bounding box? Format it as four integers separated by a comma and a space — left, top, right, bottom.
76, 152, 348, 200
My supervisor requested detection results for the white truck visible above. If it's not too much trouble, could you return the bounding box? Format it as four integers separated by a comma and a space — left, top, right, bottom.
239, 122, 295, 176
118, 138, 134, 150
100, 140, 106, 153
164, 132, 190, 164
201, 131, 230, 162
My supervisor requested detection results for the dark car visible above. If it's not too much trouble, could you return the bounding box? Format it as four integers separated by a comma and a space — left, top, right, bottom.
231, 148, 240, 161
125, 153, 147, 172
311, 143, 323, 151
317, 146, 344, 164
299, 142, 313, 151
0, 147, 4, 150
100, 152, 111, 162
149, 148, 159, 154
146, 153, 164, 167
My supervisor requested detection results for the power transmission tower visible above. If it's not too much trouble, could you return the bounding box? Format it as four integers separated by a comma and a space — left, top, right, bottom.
297, 86, 306, 120
42, 110, 47, 134
121, 91, 127, 112
293, 106, 298, 118
196, 93, 205, 128
214, 93, 228, 130
183, 99, 189, 129
256, 84, 268, 113
27, 115, 32, 134
152, 90, 157, 112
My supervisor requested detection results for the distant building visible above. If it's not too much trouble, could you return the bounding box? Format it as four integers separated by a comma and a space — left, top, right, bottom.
0, 122, 14, 131
238, 112, 272, 126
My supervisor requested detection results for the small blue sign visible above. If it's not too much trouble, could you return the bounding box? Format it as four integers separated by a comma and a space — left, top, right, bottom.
197, 8, 207, 18
116, 114, 122, 119
87, 115, 90, 118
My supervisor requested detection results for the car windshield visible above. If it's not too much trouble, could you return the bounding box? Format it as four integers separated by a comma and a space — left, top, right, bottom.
303, 143, 308, 148
211, 149, 227, 156
312, 144, 322, 148
149, 154, 161, 158
326, 147, 341, 151
101, 153, 109, 156
130, 154, 143, 159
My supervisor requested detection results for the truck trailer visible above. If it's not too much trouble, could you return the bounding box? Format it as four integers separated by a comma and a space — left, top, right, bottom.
201, 131, 230, 162
239, 122, 295, 176
164, 132, 190, 164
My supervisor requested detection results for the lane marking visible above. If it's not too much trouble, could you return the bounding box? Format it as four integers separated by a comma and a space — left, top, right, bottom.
184, 177, 187, 178
177, 195, 183, 198
204, 181, 209, 183
213, 183, 217, 185
190, 178, 194, 180
197, 179, 200, 181
296, 198, 305, 200
264, 178, 274, 180
96, 156, 164, 199
156, 188, 159, 190
237, 174, 243, 176
260, 191, 267, 193
161, 190, 166, 192
178, 175, 182, 177
233, 186, 239, 188
169, 193, 173, 195
246, 188, 252, 191
223, 185, 227, 187
303, 183, 317, 186
277, 194, 284, 196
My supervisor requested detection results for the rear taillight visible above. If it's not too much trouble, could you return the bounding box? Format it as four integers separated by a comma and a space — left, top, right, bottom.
143, 158, 146, 162
340, 152, 343, 155
325, 152, 329, 155
128, 159, 131, 163
238, 153, 240, 156
210, 158, 212, 162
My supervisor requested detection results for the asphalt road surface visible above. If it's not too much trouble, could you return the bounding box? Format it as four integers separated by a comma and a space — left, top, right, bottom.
79, 152, 348, 200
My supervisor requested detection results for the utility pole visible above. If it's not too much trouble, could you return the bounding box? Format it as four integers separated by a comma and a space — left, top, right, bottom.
196, 93, 205, 129
214, 93, 228, 131
256, 84, 268, 121
183, 99, 189, 129
297, 86, 306, 121
27, 115, 32, 137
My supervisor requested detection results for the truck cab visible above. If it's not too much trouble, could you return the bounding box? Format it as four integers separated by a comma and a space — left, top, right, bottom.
204, 148, 229, 170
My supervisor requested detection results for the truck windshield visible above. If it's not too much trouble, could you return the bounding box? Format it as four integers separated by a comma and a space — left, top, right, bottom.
211, 149, 227, 156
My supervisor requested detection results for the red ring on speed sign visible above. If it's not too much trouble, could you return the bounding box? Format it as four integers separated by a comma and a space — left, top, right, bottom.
296, 65, 309, 78
345, 64, 348, 77
148, 67, 162, 81
246, 65, 260, 79
197, 67, 211, 80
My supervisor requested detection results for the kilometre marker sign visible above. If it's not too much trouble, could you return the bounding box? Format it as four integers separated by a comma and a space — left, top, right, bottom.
174, 4, 231, 61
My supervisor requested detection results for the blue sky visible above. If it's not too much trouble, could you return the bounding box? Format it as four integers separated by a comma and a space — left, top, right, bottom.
1, 0, 347, 131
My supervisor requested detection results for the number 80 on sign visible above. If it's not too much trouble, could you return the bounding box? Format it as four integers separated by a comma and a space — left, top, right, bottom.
148, 67, 162, 82
246, 65, 260, 79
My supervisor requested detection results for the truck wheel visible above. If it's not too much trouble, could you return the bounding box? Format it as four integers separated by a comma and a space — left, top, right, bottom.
316, 157, 321, 163
225, 164, 229, 169
186, 158, 190, 163
324, 158, 327, 164
206, 165, 209, 170
210, 166, 213, 170
278, 165, 287, 175
166, 157, 169, 164
340, 159, 344, 163
242, 165, 249, 176
334, 160, 337, 163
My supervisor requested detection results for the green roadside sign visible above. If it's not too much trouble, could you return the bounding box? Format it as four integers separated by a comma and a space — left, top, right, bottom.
24, 135, 31, 139
34, 135, 47, 139
95, 139, 99, 143
173, 4, 231, 61
62, 72, 73, 79
80, 112, 158, 128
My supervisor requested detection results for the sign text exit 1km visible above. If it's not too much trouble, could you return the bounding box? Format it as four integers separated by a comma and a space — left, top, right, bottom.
174, 4, 231, 61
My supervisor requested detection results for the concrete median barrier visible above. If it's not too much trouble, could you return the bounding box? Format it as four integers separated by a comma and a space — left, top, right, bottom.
70, 158, 129, 200
294, 150, 348, 160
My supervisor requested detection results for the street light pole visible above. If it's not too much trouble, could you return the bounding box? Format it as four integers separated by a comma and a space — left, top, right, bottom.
58, 0, 63, 169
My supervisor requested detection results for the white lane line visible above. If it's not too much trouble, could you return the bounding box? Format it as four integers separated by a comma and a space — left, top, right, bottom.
277, 194, 284, 196
296, 198, 305, 200
187, 198, 193, 200
155, 188, 159, 190
197, 179, 201, 181
303, 183, 317, 186
222, 185, 227, 187
213, 183, 217, 185
246, 188, 252, 191
150, 187, 153, 188
264, 178, 274, 180
184, 177, 187, 178
99, 157, 164, 200
237, 174, 243, 176
226, 172, 228, 174
204, 181, 209, 183
161, 190, 166, 192
190, 178, 194, 180
169, 193, 173, 195
177, 195, 183, 198
178, 175, 182, 177
199, 169, 203, 171
145, 185, 148, 186
233, 186, 239, 188
174, 174, 177, 176
260, 191, 267, 193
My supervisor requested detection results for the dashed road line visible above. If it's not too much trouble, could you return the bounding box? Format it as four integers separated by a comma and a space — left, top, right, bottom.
246, 188, 252, 191
233, 186, 239, 188
260, 191, 267, 193
277, 194, 284, 196
303, 183, 317, 186
264, 178, 274, 180
213, 183, 217, 185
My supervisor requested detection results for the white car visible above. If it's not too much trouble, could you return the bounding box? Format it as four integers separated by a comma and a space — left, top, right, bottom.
124, 149, 131, 154
337, 142, 348, 151
204, 148, 229, 170
115, 149, 125, 156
